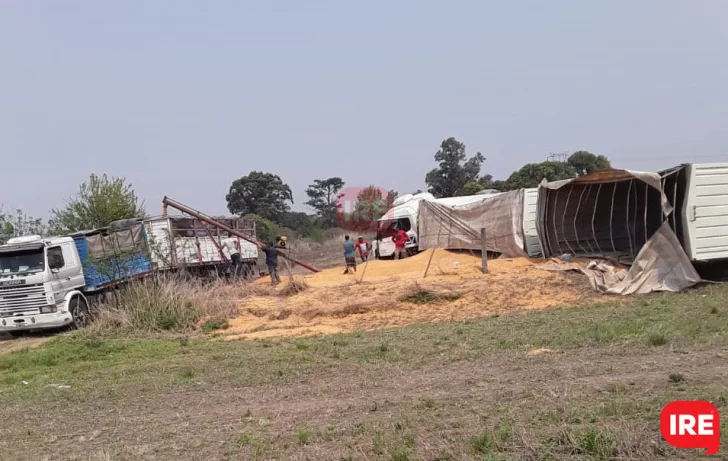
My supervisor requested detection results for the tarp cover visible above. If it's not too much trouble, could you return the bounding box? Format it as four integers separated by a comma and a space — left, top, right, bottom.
417, 189, 528, 258
537, 223, 701, 294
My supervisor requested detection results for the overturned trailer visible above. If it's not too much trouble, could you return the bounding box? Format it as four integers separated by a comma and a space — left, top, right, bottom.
661, 162, 728, 262
536, 168, 701, 294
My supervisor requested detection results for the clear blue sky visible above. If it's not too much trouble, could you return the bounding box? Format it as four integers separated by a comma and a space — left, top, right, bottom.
2, 0, 727, 219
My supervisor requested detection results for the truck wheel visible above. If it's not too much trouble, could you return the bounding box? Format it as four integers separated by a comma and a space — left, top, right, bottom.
69, 296, 90, 330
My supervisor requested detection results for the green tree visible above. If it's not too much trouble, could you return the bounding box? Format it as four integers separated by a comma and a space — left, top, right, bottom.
425, 137, 485, 198
386, 189, 399, 204
304, 177, 345, 228
278, 211, 321, 237
226, 171, 293, 222
50, 174, 145, 234
0, 207, 47, 244
567, 151, 611, 176
461, 181, 485, 196
503, 161, 577, 190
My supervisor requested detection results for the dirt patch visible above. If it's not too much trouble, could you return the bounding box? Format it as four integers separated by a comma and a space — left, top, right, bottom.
224, 250, 600, 340
0, 335, 50, 356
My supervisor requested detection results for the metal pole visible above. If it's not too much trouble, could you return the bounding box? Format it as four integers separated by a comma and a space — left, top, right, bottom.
162, 196, 320, 273
591, 184, 604, 256
625, 179, 634, 258
481, 227, 488, 273
200, 220, 228, 262
609, 183, 617, 255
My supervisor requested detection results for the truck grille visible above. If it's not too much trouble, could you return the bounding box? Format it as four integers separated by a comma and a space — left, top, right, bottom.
0, 283, 45, 317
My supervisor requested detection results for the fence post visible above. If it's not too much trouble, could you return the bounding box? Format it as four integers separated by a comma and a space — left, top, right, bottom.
481, 227, 488, 274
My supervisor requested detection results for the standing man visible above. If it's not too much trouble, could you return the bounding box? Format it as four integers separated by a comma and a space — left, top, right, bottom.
373, 229, 383, 260
221, 235, 241, 276
355, 236, 369, 262
262, 242, 281, 285
392, 227, 409, 260
343, 235, 357, 274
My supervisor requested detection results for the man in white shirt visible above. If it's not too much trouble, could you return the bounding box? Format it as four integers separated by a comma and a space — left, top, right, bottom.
221, 236, 241, 276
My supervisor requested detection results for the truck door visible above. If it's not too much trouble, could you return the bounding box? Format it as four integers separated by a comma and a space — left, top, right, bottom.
48, 243, 83, 308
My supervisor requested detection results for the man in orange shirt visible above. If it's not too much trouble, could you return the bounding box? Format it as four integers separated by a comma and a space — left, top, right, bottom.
391, 228, 409, 260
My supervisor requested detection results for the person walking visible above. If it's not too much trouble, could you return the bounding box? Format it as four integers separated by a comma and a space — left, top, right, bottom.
392, 228, 409, 260
355, 236, 369, 262
221, 236, 241, 276
343, 235, 357, 274
262, 242, 281, 285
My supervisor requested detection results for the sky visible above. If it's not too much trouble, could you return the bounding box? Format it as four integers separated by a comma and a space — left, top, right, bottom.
2, 0, 727, 219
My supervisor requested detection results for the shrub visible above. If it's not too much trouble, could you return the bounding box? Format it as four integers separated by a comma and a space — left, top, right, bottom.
90, 276, 239, 334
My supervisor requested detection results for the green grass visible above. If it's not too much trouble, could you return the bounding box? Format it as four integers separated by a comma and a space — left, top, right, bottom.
1, 286, 726, 404
1, 284, 728, 460
398, 289, 462, 304
201, 318, 230, 333
296, 426, 311, 445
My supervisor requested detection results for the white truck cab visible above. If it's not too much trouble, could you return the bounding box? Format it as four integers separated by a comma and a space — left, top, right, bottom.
0, 235, 89, 335
375, 193, 433, 258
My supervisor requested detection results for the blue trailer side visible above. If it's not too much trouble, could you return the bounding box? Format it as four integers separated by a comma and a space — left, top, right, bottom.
72, 231, 153, 292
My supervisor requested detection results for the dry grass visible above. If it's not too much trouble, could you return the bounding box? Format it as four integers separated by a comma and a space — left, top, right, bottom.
278, 276, 310, 296
1, 284, 728, 459
88, 276, 273, 335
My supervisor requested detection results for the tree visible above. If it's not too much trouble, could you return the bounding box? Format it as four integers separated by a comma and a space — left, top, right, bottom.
567, 151, 611, 176
304, 177, 345, 228
50, 174, 145, 234
226, 171, 293, 222
278, 211, 322, 237
503, 161, 577, 190
425, 137, 485, 198
386, 189, 399, 204
461, 181, 485, 196
0, 207, 47, 244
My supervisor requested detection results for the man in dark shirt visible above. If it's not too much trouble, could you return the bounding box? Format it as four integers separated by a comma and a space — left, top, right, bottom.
262, 242, 281, 285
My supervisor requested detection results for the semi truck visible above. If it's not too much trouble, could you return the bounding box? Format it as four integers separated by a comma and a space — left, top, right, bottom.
0, 216, 258, 336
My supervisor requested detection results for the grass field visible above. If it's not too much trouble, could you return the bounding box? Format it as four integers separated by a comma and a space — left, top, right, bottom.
1, 284, 727, 460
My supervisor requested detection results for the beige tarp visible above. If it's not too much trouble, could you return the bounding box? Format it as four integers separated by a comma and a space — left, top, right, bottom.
537, 223, 701, 294
86, 224, 145, 257
417, 190, 528, 258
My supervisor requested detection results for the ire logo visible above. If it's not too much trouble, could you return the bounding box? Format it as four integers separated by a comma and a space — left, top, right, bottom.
660, 400, 720, 455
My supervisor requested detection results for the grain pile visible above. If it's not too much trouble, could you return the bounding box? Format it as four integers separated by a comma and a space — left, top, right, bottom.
223, 249, 596, 340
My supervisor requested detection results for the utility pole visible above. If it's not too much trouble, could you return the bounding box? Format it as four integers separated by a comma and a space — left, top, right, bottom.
547, 152, 569, 176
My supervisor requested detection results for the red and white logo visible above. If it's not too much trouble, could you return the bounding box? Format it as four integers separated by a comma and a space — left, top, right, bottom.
660, 400, 720, 455
335, 186, 393, 232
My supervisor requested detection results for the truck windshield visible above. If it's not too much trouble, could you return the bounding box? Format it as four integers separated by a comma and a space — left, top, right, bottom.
378, 218, 412, 238
0, 249, 45, 276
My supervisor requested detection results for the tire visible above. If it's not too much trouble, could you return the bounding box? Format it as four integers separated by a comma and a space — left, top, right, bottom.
69, 296, 90, 330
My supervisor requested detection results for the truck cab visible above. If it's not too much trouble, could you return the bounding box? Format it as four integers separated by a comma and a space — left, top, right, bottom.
0, 235, 88, 335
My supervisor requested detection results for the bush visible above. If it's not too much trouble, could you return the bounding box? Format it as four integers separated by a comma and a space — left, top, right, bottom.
245, 213, 283, 245
306, 227, 326, 243
90, 276, 239, 334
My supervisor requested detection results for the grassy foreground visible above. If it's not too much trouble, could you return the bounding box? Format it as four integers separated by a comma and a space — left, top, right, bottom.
1, 285, 727, 460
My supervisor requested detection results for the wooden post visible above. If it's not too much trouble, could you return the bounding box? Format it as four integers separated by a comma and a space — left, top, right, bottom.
358, 258, 369, 283
481, 227, 488, 274
423, 248, 436, 278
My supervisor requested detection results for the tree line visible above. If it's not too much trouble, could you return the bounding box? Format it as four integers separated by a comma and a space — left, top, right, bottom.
1, 138, 610, 245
